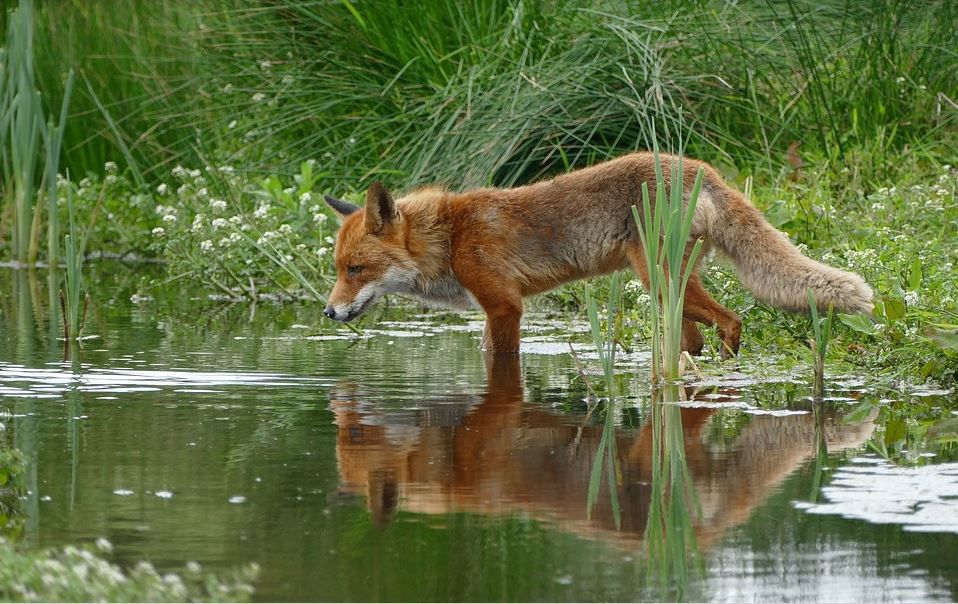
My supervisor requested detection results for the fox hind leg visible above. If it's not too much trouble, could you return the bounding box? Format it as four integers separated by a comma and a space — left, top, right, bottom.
625, 243, 730, 357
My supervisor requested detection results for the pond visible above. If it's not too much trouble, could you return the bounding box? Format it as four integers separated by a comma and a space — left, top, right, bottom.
1, 264, 957, 602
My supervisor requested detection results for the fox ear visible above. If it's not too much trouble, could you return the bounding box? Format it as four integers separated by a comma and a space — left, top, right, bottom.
364, 181, 399, 235
324, 194, 360, 219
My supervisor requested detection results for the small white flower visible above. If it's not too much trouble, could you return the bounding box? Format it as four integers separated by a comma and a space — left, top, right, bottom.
95, 537, 113, 553
317, 247, 329, 257
281, 74, 294, 85
152, 227, 165, 237
228, 119, 238, 130
278, 224, 293, 234
189, 169, 202, 179
162, 214, 177, 223
296, 243, 306, 251
197, 187, 209, 199
896, 76, 906, 83
253, 205, 269, 219
904, 291, 920, 306
212, 218, 228, 229
79, 177, 92, 188
300, 192, 313, 203
283, 186, 295, 195
223, 83, 234, 93
324, 236, 335, 245
104, 161, 118, 174
105, 174, 118, 186
172, 165, 188, 179
259, 60, 271, 71
200, 239, 214, 251
219, 165, 235, 173
177, 183, 189, 196
313, 213, 328, 224
210, 199, 227, 211
229, 232, 241, 243
252, 92, 267, 103
229, 215, 242, 224
157, 183, 169, 195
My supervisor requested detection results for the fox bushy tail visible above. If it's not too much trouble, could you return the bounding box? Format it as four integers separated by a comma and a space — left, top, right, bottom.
707, 187, 873, 314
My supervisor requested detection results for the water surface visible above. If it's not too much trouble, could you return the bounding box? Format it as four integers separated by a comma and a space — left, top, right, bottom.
1, 266, 956, 601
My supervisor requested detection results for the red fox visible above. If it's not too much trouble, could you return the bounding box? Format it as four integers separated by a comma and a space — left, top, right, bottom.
323, 152, 873, 356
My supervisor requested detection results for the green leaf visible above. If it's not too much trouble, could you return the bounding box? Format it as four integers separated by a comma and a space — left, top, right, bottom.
882, 295, 906, 320
838, 313, 879, 335
908, 258, 923, 291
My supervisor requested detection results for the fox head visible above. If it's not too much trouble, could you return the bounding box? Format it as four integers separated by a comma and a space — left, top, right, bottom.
322, 182, 418, 321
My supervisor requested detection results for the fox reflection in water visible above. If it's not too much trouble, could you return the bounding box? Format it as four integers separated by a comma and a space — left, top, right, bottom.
330, 354, 876, 544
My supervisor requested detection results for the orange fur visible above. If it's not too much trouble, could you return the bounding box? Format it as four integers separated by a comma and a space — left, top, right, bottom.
324, 152, 873, 355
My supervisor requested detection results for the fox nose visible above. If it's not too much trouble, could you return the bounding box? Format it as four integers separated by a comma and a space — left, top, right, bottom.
323, 306, 335, 319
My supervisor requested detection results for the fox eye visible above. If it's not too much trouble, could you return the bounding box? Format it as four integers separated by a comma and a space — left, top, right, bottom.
347, 265, 363, 277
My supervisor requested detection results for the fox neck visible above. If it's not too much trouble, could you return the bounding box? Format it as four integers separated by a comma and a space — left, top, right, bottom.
399, 197, 475, 309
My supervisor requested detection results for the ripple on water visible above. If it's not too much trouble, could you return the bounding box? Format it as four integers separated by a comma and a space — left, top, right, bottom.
794, 456, 958, 533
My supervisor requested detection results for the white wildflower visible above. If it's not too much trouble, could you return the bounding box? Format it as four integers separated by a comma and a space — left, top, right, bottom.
95, 537, 113, 553
212, 218, 228, 229
192, 214, 205, 233
300, 192, 313, 203
278, 223, 293, 234
259, 59, 271, 70
324, 236, 334, 245
904, 291, 920, 306
200, 240, 214, 251
253, 205, 269, 219
104, 174, 118, 186
172, 165, 188, 180
283, 186, 295, 195
252, 92, 267, 103
177, 183, 189, 196
162, 214, 177, 223
228, 119, 238, 130
189, 168, 202, 179
152, 227, 165, 237
223, 83, 234, 93
229, 215, 242, 224
104, 161, 118, 174
229, 232, 241, 243
210, 198, 227, 211
313, 213, 328, 224
157, 183, 169, 195
317, 247, 329, 257
281, 74, 294, 85
79, 177, 92, 188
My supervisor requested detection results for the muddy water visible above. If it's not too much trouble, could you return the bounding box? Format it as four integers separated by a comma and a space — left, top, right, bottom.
1, 265, 957, 602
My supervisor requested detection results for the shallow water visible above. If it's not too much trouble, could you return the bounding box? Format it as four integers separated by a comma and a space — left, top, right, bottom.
1, 265, 957, 601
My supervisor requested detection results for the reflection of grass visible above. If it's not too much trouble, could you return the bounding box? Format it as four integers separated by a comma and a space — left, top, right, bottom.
644, 384, 704, 601
584, 273, 622, 526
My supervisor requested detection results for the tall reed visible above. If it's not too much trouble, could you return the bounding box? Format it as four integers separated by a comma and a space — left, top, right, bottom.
2, 0, 42, 265
633, 145, 705, 381
1, 0, 75, 266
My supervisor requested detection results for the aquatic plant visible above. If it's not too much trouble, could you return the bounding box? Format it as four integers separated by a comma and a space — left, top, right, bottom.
807, 288, 835, 399
633, 145, 705, 381
60, 181, 86, 340
584, 273, 623, 525
0, 0, 74, 266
